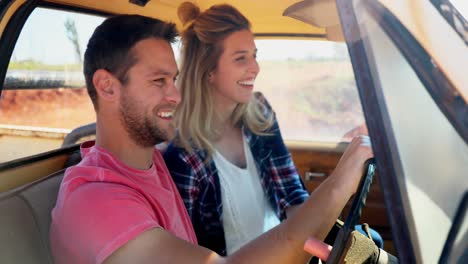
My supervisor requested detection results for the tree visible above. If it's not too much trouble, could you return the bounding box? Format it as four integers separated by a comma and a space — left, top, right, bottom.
64, 18, 82, 64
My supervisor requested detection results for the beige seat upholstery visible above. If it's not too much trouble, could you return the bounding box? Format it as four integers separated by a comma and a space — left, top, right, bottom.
0, 169, 65, 264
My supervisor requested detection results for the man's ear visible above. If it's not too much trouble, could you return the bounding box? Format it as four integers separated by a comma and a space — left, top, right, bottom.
93, 69, 120, 102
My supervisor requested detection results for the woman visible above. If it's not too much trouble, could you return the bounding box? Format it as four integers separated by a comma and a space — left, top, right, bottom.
164, 2, 381, 256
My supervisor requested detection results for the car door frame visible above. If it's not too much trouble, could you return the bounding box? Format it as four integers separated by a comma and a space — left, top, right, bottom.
336, 0, 467, 263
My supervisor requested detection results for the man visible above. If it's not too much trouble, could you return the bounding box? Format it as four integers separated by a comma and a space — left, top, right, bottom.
50, 15, 373, 264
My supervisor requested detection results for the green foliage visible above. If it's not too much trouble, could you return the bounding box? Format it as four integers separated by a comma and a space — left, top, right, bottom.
64, 18, 82, 63
8, 60, 82, 71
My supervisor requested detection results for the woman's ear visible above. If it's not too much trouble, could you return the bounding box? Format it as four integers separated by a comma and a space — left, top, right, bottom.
208, 72, 214, 83
93, 69, 119, 102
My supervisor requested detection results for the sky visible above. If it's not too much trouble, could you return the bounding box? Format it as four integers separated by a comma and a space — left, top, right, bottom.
11, 8, 104, 64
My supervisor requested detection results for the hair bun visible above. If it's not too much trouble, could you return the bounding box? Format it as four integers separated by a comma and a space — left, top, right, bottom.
178, 1, 201, 26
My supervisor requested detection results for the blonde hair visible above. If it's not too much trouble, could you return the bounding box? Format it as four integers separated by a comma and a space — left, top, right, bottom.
175, 2, 274, 158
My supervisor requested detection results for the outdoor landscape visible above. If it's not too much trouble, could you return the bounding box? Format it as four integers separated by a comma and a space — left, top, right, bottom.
0, 9, 367, 163
0, 59, 363, 140
257, 59, 364, 141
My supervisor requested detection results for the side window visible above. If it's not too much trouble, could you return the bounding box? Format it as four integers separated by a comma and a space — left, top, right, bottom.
255, 39, 365, 142
0, 8, 104, 163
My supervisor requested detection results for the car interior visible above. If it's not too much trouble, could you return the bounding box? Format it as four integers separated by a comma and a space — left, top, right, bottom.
1, 0, 466, 263
0, 0, 392, 263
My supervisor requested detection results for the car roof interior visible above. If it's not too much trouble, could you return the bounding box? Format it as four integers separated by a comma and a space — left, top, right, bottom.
43, 0, 344, 40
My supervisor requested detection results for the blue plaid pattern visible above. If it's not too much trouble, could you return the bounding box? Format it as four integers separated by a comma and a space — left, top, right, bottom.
163, 93, 309, 255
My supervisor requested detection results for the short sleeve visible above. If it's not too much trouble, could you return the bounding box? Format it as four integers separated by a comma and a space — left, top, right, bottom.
53, 183, 160, 264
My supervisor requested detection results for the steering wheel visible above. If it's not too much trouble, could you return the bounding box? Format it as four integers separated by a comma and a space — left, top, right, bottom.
326, 158, 377, 263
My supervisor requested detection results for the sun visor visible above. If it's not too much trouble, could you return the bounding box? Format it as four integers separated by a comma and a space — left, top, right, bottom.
283, 0, 344, 41
325, 24, 344, 42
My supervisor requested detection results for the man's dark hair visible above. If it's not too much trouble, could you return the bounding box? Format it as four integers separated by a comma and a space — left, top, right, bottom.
84, 15, 178, 109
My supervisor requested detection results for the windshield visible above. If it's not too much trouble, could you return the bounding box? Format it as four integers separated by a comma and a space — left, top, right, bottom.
338, 0, 468, 263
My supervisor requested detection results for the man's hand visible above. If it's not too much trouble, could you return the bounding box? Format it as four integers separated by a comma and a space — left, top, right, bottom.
331, 135, 373, 196
342, 123, 369, 141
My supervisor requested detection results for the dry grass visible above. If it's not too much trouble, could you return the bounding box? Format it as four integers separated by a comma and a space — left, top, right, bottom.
257, 60, 364, 141
0, 88, 94, 129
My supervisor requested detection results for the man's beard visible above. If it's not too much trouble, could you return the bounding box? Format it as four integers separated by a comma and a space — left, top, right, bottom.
119, 94, 171, 148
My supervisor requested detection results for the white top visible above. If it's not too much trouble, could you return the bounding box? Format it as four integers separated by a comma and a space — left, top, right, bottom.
213, 135, 280, 255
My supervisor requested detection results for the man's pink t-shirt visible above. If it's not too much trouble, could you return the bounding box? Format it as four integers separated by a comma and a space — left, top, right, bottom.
50, 141, 197, 264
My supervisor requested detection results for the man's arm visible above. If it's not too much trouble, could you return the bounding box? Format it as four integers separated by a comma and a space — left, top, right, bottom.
105, 136, 372, 264
104, 228, 224, 264
286, 205, 301, 218
103, 174, 349, 264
